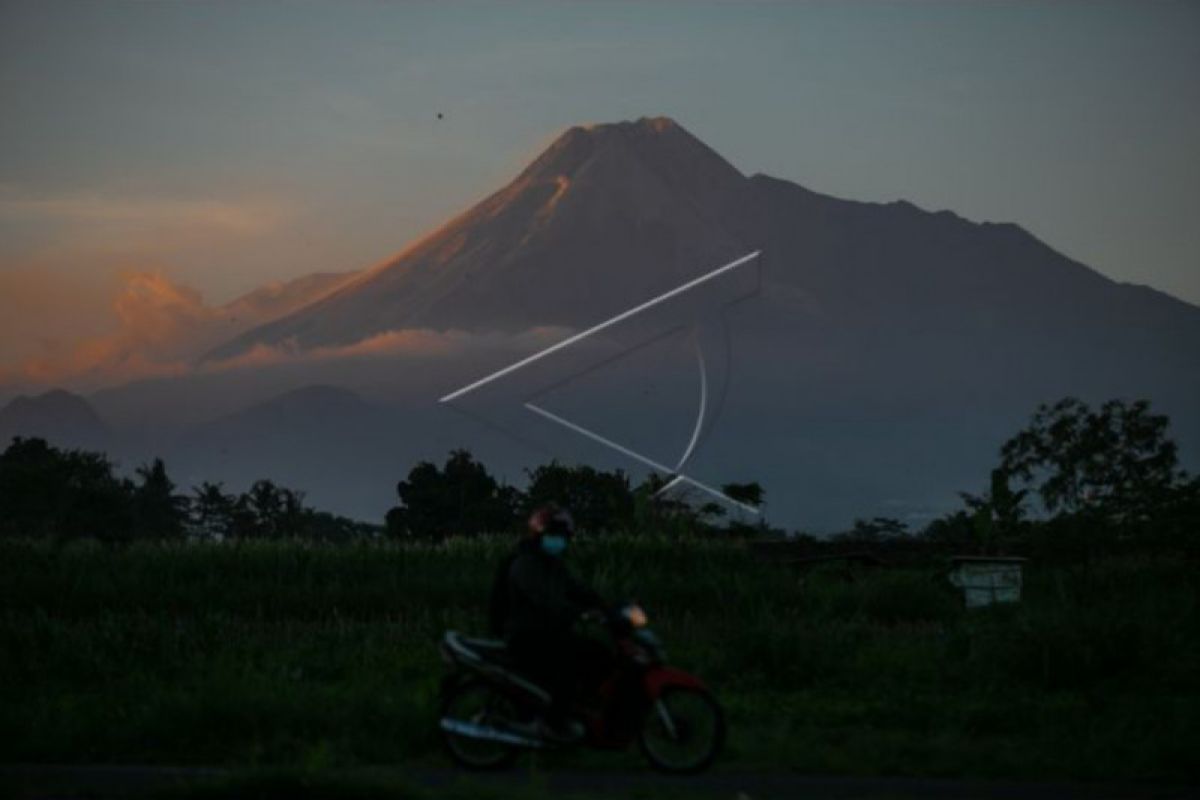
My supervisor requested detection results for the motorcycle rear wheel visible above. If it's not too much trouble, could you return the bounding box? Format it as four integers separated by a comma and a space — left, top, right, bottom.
637, 687, 725, 774
440, 678, 522, 770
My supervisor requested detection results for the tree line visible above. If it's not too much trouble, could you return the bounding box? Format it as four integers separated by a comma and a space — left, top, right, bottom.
0, 437, 763, 543
821, 398, 1199, 559
0, 438, 376, 543
0, 397, 1195, 555
383, 450, 764, 540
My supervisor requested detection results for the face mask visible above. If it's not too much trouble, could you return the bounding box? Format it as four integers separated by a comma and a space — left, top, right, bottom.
541, 534, 568, 556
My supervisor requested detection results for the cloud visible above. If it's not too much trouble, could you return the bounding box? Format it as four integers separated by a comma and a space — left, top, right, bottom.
5, 270, 360, 388
208, 326, 572, 372
3, 265, 568, 390
0, 186, 295, 310
13, 272, 212, 386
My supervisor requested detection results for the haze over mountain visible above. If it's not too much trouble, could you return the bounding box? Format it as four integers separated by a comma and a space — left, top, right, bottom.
167, 385, 408, 514
0, 389, 110, 451
6, 117, 1198, 530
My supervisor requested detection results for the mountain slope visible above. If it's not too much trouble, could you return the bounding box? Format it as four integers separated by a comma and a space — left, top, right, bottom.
169, 385, 404, 512
208, 116, 1200, 366
206, 117, 752, 358
0, 389, 110, 449
183, 116, 1199, 528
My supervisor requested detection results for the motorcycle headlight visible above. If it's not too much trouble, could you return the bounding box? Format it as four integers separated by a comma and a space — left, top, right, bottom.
624, 604, 648, 629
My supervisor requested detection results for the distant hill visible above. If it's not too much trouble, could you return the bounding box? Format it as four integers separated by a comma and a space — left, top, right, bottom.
0, 389, 110, 450
168, 385, 409, 513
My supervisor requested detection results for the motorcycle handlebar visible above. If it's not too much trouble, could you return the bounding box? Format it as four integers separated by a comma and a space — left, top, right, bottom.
580, 604, 638, 636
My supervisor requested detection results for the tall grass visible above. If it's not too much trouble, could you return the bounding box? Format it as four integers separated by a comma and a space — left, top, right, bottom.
0, 537, 1196, 779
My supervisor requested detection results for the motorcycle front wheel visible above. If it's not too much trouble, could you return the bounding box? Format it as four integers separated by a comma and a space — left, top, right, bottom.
439, 678, 521, 770
637, 687, 726, 774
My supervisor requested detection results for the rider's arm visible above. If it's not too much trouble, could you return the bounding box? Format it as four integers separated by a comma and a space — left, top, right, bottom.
564, 571, 603, 614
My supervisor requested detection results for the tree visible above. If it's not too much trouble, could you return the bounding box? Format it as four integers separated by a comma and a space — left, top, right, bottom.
133, 458, 187, 539
957, 468, 1028, 553
233, 480, 306, 538
191, 481, 235, 539
834, 516, 910, 545
721, 482, 764, 509
1000, 398, 1182, 523
525, 462, 634, 534
0, 437, 134, 542
246, 480, 284, 538
386, 450, 517, 539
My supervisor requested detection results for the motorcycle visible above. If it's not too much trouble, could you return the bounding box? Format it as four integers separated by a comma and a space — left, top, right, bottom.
437, 604, 725, 774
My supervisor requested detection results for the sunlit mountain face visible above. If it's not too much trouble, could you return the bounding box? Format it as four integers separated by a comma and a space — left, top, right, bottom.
4, 117, 1199, 530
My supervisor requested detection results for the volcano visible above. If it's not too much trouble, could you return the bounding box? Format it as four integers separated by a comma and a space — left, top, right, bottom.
206, 117, 755, 357
192, 116, 1199, 528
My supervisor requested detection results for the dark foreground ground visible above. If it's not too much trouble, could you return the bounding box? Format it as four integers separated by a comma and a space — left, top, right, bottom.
2, 765, 1197, 800
2, 538, 1198, 788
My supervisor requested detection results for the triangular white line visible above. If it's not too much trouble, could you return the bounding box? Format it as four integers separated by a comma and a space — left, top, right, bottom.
438, 250, 761, 403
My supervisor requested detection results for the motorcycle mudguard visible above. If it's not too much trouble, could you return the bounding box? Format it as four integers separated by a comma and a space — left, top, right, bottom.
642, 666, 707, 700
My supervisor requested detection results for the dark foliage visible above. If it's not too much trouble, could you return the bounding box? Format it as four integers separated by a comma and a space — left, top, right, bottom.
914, 398, 1198, 560
524, 461, 634, 534
0, 438, 378, 543
385, 449, 520, 540
0, 437, 134, 542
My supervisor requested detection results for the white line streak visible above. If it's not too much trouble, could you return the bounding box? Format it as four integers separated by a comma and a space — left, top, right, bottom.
524, 402, 760, 516
439, 250, 761, 402
673, 338, 707, 473
523, 402, 675, 474
676, 476, 761, 516
655, 474, 687, 496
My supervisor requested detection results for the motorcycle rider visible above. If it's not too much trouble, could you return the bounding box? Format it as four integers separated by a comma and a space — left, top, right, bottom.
489, 504, 610, 742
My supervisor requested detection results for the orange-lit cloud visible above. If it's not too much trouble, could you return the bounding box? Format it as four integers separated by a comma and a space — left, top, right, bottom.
2, 263, 569, 390
6, 269, 360, 388
208, 326, 572, 372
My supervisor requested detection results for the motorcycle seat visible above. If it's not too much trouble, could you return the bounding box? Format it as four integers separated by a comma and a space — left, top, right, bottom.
442, 631, 552, 704
443, 631, 518, 667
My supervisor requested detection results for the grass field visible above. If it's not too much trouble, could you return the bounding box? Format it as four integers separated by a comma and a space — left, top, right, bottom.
1, 536, 1197, 782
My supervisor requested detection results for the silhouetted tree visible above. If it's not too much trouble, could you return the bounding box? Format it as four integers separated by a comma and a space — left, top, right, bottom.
229, 479, 308, 538
957, 468, 1028, 553
386, 450, 517, 539
834, 516, 910, 545
133, 458, 187, 539
721, 482, 764, 509
1000, 398, 1183, 524
0, 437, 134, 542
191, 481, 235, 539
525, 462, 634, 534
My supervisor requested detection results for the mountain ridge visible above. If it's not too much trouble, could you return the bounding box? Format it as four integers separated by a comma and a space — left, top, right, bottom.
0, 389, 110, 450
10, 114, 1191, 530
208, 115, 1200, 365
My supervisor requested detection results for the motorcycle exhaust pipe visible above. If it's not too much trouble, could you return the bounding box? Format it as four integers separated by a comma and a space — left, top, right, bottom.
439, 717, 546, 748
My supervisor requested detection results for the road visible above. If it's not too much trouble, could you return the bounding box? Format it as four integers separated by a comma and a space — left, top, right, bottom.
1, 765, 1195, 799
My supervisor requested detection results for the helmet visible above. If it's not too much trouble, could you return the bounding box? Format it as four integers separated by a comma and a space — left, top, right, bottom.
528, 504, 575, 538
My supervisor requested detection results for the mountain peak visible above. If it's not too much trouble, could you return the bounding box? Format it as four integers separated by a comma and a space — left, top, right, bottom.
573, 115, 679, 135
205, 115, 754, 358
521, 115, 743, 190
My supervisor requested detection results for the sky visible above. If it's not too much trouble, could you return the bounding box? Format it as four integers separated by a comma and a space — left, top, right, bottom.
1, 0, 1197, 382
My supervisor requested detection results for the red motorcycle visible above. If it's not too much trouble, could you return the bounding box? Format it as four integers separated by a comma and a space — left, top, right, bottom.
437, 604, 725, 773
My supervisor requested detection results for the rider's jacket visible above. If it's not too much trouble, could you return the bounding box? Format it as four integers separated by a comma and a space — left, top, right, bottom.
489, 538, 601, 641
